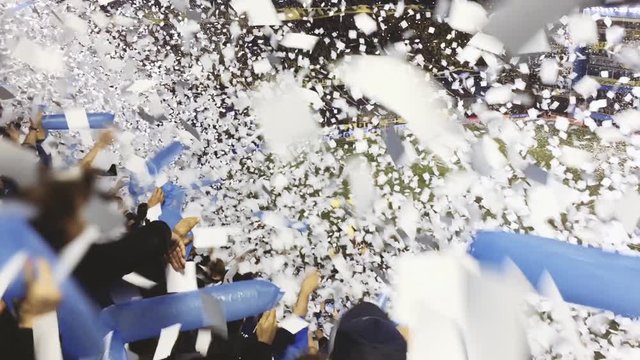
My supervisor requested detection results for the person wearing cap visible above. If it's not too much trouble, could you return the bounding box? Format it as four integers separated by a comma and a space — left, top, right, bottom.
329, 302, 407, 360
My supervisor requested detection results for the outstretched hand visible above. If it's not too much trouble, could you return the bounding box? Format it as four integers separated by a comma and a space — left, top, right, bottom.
147, 187, 164, 208
19, 259, 62, 328
256, 309, 278, 345
166, 232, 186, 272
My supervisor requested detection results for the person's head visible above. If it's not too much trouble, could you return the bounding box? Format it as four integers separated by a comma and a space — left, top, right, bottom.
329, 302, 407, 360
29, 168, 97, 250
207, 258, 226, 282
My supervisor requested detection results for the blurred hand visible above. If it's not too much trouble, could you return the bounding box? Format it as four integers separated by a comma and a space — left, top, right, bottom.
166, 232, 186, 272
0, 300, 5, 314
301, 270, 321, 295
173, 217, 199, 245
147, 187, 164, 208
174, 217, 199, 237
19, 259, 62, 328
256, 309, 277, 345
96, 130, 114, 149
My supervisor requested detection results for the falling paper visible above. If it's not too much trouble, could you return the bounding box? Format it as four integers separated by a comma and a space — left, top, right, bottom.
195, 329, 212, 357
126, 80, 157, 93
122, 272, 157, 289
63, 108, 90, 130
279, 315, 309, 334
345, 156, 376, 218
485, 85, 512, 105
55, 226, 101, 282
468, 33, 504, 55
280, 33, 319, 52
147, 204, 162, 222
252, 58, 272, 74
230, 0, 282, 26
614, 109, 640, 135
0, 138, 41, 188
354, 13, 378, 35
572, 76, 600, 98
568, 14, 598, 46
606, 25, 625, 46
153, 323, 182, 360
335, 56, 466, 160
539, 58, 559, 85
251, 73, 320, 159
613, 190, 640, 234
193, 227, 230, 248
200, 293, 228, 337
483, 0, 579, 53
166, 262, 197, 293
12, 38, 64, 75
447, 0, 488, 34
0, 252, 27, 299
33, 311, 63, 360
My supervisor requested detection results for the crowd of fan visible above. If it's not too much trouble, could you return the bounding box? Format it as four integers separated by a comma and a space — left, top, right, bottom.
0, 111, 409, 360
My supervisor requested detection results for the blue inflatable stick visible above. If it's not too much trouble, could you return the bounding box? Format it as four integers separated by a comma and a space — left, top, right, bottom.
147, 142, 184, 176
101, 280, 283, 342
0, 215, 107, 358
127, 143, 184, 199
469, 231, 640, 317
41, 112, 115, 130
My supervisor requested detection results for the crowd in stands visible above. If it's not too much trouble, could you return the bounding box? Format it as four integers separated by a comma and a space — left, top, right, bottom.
0, 111, 409, 360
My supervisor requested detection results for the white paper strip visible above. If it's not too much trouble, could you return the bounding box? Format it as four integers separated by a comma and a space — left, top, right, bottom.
166, 262, 197, 293
55, 226, 101, 283
193, 227, 230, 249
33, 311, 63, 360
195, 329, 212, 357
147, 204, 163, 222
122, 272, 157, 289
0, 252, 28, 299
152, 323, 182, 360
280, 33, 319, 51
63, 108, 90, 130
279, 315, 309, 334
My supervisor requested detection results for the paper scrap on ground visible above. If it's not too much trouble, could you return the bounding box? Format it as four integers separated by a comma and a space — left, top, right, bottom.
153, 323, 182, 360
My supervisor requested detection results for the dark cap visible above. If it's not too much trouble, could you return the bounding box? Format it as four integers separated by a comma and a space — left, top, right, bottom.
330, 302, 407, 360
